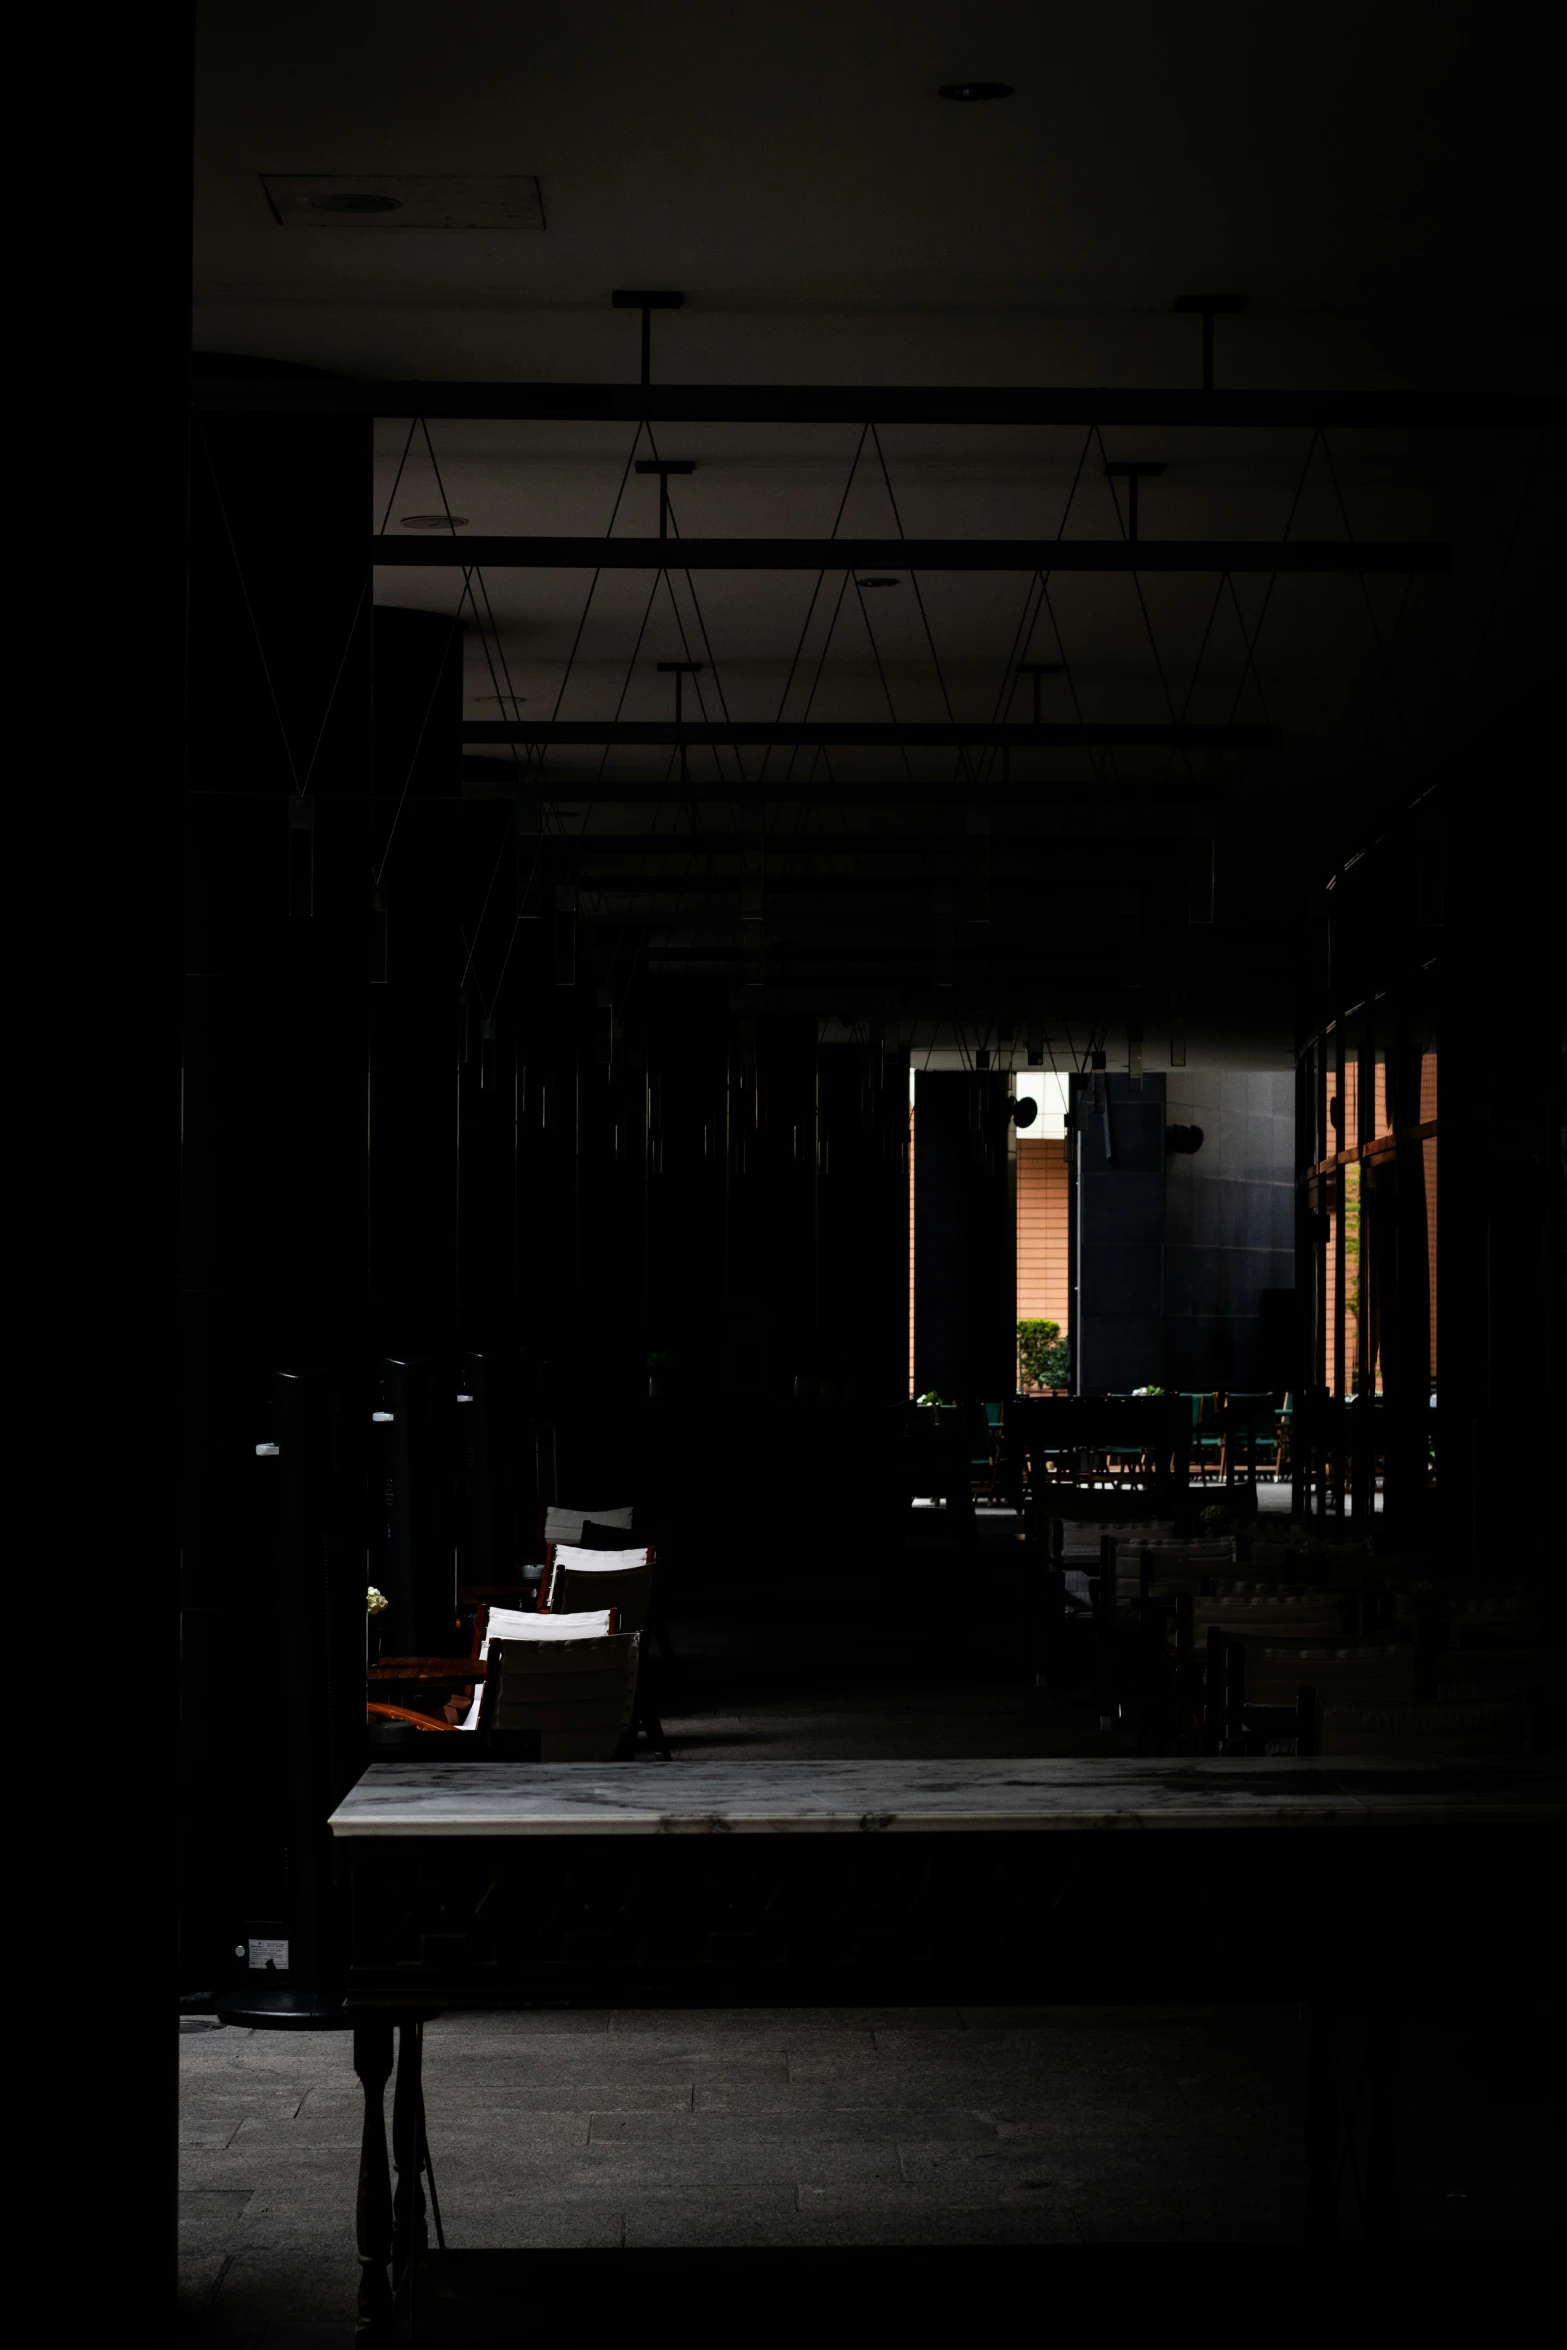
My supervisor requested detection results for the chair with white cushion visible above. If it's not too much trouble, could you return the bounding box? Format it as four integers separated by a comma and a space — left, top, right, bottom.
478, 1631, 643, 1761
543, 1504, 635, 1546
546, 1546, 655, 1631
457, 1604, 618, 1730
544, 1550, 670, 1757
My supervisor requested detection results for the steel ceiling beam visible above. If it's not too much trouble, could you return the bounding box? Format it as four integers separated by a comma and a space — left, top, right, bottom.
508, 830, 1209, 852
464, 721, 1278, 748
472, 781, 1225, 807
561, 871, 1166, 894
393, 536, 1448, 573
193, 380, 1563, 429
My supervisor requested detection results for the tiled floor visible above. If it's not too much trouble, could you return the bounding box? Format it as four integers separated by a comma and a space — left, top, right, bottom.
176, 2000, 1308, 2341
177, 1499, 1550, 2335
178, 1993, 1559, 2340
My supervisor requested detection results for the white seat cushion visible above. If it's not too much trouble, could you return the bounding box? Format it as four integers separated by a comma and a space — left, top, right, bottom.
551, 1543, 652, 1574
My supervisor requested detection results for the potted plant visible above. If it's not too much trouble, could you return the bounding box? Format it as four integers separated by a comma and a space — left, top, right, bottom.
1016, 1320, 1068, 1393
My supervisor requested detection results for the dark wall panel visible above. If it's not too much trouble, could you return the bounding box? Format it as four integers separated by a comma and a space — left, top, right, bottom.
914, 1070, 1014, 1403
1163, 1071, 1295, 1391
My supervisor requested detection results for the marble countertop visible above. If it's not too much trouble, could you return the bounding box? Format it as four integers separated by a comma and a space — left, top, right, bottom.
329, 1756, 1567, 1838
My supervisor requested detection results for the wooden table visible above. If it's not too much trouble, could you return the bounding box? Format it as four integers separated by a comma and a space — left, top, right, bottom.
324, 1755, 1565, 2314
369, 1658, 485, 1689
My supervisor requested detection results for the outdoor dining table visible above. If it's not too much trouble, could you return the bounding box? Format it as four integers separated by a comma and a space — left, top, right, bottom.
321, 1751, 1564, 2320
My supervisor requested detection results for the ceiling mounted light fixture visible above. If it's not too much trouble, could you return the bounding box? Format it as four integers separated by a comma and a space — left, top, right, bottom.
263, 175, 546, 229
310, 192, 401, 213
400, 514, 469, 529
938, 82, 1013, 101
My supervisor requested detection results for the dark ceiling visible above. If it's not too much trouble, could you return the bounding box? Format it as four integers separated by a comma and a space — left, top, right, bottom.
192, 2, 1564, 1058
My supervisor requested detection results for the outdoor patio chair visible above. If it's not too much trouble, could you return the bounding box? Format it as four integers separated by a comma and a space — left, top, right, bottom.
478, 1631, 643, 1760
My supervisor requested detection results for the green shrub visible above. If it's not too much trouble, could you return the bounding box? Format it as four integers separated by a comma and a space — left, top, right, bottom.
1017, 1319, 1069, 1391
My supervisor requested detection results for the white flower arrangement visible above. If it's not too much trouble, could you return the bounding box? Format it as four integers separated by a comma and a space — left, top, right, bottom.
367, 1587, 390, 1616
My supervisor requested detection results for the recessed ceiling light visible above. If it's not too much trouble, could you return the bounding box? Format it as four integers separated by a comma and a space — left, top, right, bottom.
400, 514, 469, 529
262, 174, 545, 229
938, 82, 1014, 101
857, 576, 901, 588
310, 192, 402, 214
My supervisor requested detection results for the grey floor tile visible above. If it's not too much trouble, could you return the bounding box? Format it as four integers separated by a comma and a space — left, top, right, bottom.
618, 2194, 857, 2247
425, 2010, 615, 2039
176, 2253, 230, 2315
438, 2201, 627, 2249
589, 2107, 996, 2147
230, 2111, 589, 2155
696, 2077, 1022, 2114
426, 2078, 697, 2114
182, 2119, 246, 2150
207, 2249, 359, 2323
198, 2205, 357, 2253
1071, 2194, 1302, 2243
792, 2188, 1081, 2244
426, 2042, 787, 2080
178, 2143, 361, 2209
540, 2142, 907, 2191
179, 2191, 259, 2253
609, 2006, 896, 2037
183, 2083, 310, 2114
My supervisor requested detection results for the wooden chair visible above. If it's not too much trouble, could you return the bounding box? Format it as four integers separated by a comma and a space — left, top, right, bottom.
369, 1607, 621, 1737
478, 1632, 642, 1761
545, 1548, 655, 1631
1314, 1695, 1532, 1760
1247, 1643, 1420, 1710
1112, 1535, 1236, 1605
541, 1503, 636, 1548
1169, 1637, 1421, 1756
543, 1553, 671, 1757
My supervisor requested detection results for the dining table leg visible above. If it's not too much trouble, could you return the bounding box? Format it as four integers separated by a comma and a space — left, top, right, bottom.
392, 2018, 429, 2288
353, 2021, 396, 2339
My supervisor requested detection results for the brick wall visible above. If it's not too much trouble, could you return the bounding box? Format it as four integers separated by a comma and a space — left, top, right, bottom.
1016, 1135, 1070, 1381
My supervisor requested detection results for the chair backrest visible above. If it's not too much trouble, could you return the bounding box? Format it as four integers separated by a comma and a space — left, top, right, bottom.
1190, 1595, 1345, 1641
548, 1548, 655, 1633
460, 1604, 619, 1727
543, 1504, 635, 1546
1248, 1643, 1419, 1705
481, 1633, 641, 1760
1316, 1695, 1529, 1760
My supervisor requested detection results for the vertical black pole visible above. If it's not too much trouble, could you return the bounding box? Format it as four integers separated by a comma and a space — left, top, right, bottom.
1303, 2000, 1339, 2240
1202, 310, 1215, 394
277, 1366, 358, 1995
1362, 2004, 1403, 2240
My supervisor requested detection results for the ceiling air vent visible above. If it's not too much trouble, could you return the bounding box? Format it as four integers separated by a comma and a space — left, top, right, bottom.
261, 176, 545, 229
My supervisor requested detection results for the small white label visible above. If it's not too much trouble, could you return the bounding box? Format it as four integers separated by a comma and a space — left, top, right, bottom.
255, 1443, 279, 1457
247, 1938, 289, 1972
